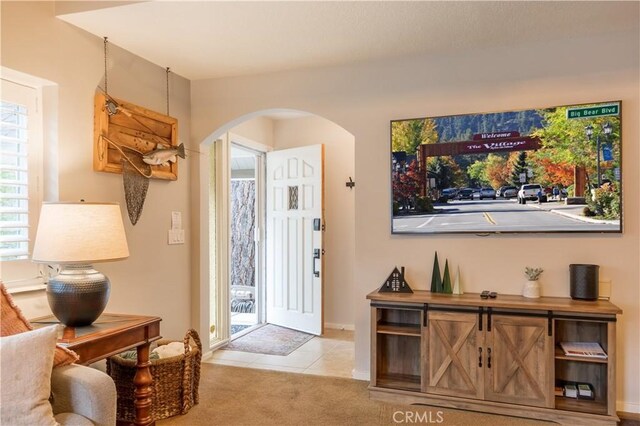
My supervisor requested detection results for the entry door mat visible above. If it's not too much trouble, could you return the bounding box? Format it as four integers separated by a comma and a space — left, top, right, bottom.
223, 324, 313, 356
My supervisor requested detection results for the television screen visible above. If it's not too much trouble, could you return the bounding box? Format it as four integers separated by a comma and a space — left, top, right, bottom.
391, 101, 622, 234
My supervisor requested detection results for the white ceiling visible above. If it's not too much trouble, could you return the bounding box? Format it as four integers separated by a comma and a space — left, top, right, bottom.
57, 1, 639, 81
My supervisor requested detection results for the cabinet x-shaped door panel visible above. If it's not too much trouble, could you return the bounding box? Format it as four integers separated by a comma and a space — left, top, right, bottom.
485, 315, 553, 408
424, 312, 483, 399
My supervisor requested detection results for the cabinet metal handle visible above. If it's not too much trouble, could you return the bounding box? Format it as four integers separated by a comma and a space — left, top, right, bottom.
478, 347, 483, 367
487, 347, 492, 369
313, 249, 320, 278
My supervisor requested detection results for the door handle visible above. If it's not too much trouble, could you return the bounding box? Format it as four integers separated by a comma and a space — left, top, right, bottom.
313, 249, 320, 278
478, 347, 483, 368
487, 347, 492, 369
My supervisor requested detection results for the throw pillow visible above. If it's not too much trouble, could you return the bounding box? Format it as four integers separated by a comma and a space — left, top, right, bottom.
0, 282, 79, 367
0, 325, 59, 426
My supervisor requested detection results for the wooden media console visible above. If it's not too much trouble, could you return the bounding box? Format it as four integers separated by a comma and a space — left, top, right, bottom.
367, 291, 622, 425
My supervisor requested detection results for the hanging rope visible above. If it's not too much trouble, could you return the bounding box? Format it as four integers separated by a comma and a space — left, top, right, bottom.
103, 37, 109, 95
166, 67, 170, 116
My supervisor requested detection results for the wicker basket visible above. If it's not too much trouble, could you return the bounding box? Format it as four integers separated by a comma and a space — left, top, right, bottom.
106, 329, 202, 422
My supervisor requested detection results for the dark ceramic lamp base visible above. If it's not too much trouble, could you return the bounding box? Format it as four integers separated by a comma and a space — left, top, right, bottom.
47, 264, 110, 327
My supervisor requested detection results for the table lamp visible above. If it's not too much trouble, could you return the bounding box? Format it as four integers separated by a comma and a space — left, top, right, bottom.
32, 202, 129, 326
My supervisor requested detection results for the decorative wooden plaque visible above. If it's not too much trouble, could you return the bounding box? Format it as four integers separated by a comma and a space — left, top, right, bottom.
93, 92, 179, 180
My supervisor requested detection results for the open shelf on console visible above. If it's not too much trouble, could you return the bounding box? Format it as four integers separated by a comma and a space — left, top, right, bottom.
377, 373, 421, 392
555, 396, 608, 416
554, 346, 608, 364
374, 306, 423, 391
377, 322, 421, 336
554, 318, 610, 415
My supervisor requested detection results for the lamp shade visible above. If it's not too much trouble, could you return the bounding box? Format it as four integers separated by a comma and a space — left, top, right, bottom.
32, 202, 129, 264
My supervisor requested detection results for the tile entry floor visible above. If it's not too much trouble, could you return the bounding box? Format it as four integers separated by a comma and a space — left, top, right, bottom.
203, 328, 355, 378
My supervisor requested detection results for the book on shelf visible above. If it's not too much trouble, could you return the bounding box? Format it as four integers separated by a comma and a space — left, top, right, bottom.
577, 383, 594, 399
559, 342, 608, 359
558, 382, 595, 400
564, 384, 577, 398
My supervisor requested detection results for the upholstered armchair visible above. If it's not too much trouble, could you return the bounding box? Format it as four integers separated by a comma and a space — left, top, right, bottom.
50, 364, 117, 426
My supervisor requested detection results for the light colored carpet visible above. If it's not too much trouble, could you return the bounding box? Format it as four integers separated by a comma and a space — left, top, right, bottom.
223, 324, 313, 356
158, 364, 553, 426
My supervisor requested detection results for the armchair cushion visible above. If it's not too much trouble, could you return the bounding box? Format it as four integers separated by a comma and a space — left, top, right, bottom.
0, 325, 59, 426
51, 364, 116, 426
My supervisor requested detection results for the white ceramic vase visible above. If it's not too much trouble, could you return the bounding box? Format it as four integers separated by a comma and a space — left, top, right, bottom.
523, 280, 540, 298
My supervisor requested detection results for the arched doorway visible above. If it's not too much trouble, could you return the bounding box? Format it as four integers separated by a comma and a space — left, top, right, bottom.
198, 109, 357, 377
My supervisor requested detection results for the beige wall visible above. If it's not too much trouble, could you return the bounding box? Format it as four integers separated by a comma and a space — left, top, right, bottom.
1, 2, 194, 339
231, 117, 275, 149
192, 31, 640, 410
230, 116, 356, 329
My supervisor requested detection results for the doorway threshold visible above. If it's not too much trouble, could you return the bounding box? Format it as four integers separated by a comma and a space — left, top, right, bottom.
206, 328, 355, 379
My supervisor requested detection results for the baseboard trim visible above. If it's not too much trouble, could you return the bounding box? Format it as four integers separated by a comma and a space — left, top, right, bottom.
352, 368, 369, 381
325, 322, 355, 331
618, 401, 640, 417
618, 411, 640, 421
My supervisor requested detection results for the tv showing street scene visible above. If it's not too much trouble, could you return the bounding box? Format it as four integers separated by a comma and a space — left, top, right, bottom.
391, 101, 622, 234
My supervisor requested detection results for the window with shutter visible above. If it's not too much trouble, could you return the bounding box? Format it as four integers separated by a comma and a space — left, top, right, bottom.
1, 100, 30, 260
0, 79, 43, 286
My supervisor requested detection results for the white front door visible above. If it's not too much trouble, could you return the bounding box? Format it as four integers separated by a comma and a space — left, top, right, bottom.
266, 145, 324, 335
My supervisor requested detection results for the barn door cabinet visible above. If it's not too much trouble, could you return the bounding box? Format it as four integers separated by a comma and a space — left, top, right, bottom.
368, 291, 622, 426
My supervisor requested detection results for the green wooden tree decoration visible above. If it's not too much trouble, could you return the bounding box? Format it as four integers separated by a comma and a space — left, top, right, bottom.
442, 260, 452, 294
430, 252, 442, 293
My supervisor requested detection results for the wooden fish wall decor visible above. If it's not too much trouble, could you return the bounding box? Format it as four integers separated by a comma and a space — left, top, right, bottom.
93, 91, 182, 225
93, 91, 179, 180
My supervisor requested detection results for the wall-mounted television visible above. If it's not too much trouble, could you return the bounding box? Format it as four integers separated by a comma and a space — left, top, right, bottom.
391, 101, 622, 234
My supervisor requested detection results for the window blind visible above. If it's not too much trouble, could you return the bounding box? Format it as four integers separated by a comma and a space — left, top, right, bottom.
0, 100, 30, 261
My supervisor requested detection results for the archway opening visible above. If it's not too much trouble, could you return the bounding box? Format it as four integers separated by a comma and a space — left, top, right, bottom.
199, 109, 357, 378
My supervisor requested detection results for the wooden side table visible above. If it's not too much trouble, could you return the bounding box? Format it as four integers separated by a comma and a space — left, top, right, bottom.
32, 313, 162, 426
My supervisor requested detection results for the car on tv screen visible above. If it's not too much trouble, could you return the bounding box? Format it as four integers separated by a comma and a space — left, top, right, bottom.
457, 188, 474, 200
479, 187, 496, 200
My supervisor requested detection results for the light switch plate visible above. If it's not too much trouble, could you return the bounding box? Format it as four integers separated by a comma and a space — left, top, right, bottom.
168, 229, 185, 245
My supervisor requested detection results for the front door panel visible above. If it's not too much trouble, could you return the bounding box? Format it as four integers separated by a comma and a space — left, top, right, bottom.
266, 145, 324, 335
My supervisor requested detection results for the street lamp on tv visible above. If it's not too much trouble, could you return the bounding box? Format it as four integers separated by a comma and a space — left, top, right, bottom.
585, 122, 612, 187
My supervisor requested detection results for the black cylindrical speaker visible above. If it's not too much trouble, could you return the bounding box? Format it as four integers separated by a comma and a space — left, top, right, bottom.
570, 264, 599, 301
